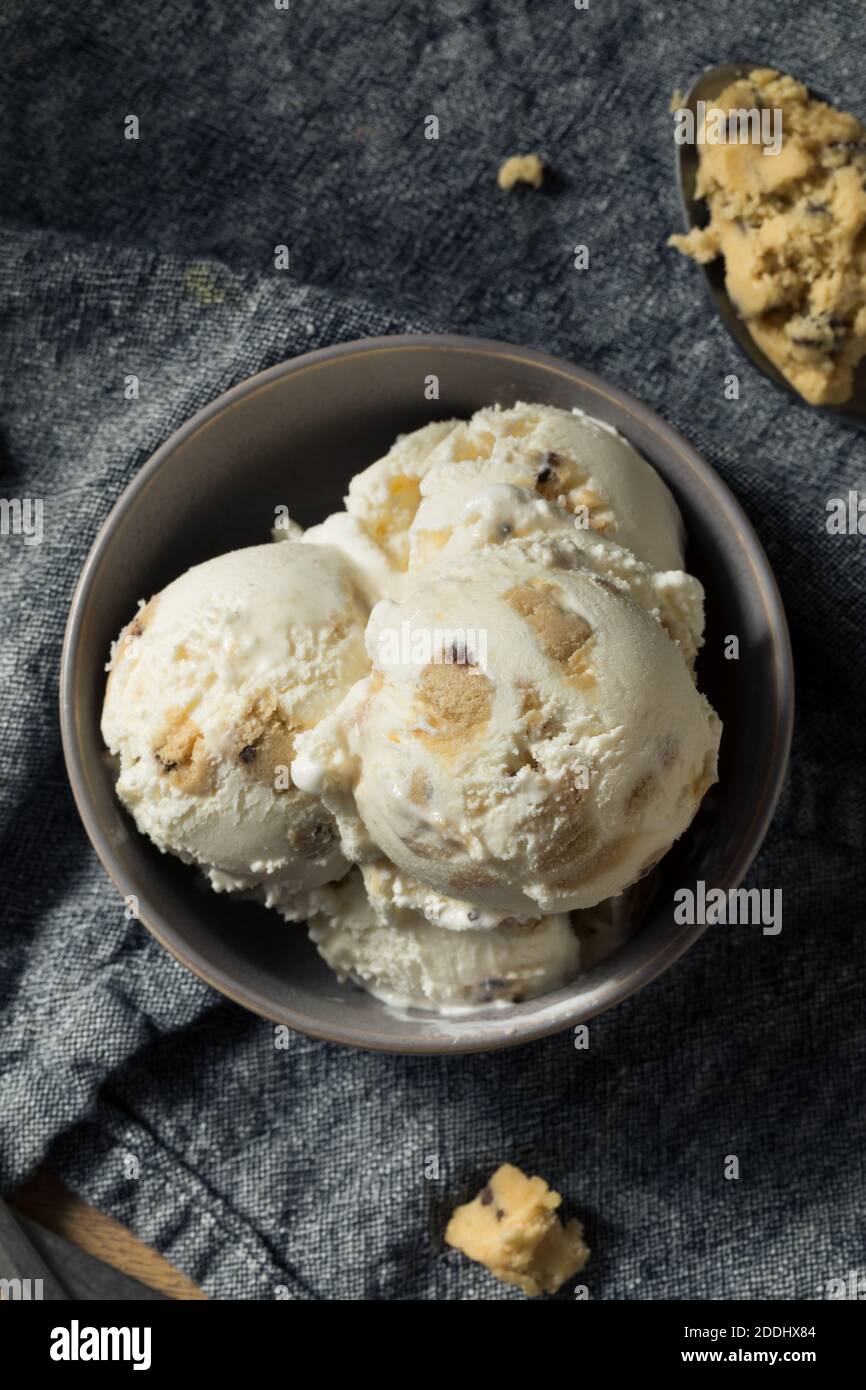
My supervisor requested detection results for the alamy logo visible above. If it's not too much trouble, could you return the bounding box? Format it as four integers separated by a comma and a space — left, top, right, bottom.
826, 490, 866, 534
377, 622, 489, 673
0, 496, 43, 545
825, 1270, 866, 1299
49, 1321, 152, 1371
0, 1277, 43, 1299
673, 880, 782, 935
673, 101, 782, 157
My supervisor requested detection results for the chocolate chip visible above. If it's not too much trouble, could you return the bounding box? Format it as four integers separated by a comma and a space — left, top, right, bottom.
239, 744, 257, 763
495, 1208, 505, 1222
449, 642, 476, 667
536, 451, 568, 490
480, 1186, 494, 1206
479, 977, 507, 1002
129, 617, 143, 638
499, 522, 513, 537
295, 819, 336, 858
789, 312, 844, 352
467, 909, 480, 922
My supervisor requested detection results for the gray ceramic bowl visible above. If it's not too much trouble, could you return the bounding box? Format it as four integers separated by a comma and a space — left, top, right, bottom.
60, 334, 793, 1053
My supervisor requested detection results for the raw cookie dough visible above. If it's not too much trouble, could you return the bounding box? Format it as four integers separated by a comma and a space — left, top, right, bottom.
669, 68, 866, 405
445, 1163, 589, 1296
497, 154, 544, 190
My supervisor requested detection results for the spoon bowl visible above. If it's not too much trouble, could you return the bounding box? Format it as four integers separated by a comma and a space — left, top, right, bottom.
675, 61, 866, 429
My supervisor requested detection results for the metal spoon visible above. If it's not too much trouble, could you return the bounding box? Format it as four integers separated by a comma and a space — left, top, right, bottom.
674, 60, 866, 430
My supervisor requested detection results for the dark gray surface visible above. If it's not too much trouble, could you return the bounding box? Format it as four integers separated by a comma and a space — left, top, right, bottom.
0, 1199, 68, 1301
1, 0, 865, 1301
61, 334, 792, 1052
14, 1213, 169, 1301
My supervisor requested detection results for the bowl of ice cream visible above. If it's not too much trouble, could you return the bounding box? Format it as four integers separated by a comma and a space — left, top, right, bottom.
61, 334, 793, 1052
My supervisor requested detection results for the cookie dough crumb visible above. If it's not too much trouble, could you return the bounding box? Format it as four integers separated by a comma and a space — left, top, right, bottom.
668, 224, 720, 265
445, 1163, 589, 1296
669, 87, 686, 113
668, 67, 866, 405
497, 154, 544, 190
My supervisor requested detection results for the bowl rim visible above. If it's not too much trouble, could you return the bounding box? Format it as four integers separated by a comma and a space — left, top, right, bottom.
60, 332, 795, 1053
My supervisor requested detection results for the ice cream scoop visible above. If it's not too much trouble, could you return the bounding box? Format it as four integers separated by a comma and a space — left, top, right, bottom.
406, 402, 687, 572
101, 541, 371, 913
287, 398, 691, 618
292, 537, 721, 917
306, 869, 581, 1012
355, 855, 641, 967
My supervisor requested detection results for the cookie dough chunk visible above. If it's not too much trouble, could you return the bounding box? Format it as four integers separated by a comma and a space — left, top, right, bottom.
445, 1163, 589, 1296
497, 154, 544, 190
669, 68, 866, 405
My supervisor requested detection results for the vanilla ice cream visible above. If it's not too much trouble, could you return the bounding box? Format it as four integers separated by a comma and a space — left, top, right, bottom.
102, 541, 371, 913
358, 857, 532, 931
345, 418, 460, 570
355, 852, 632, 949
348, 402, 686, 574
293, 537, 721, 916
306, 869, 581, 1012
104, 398, 722, 1015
